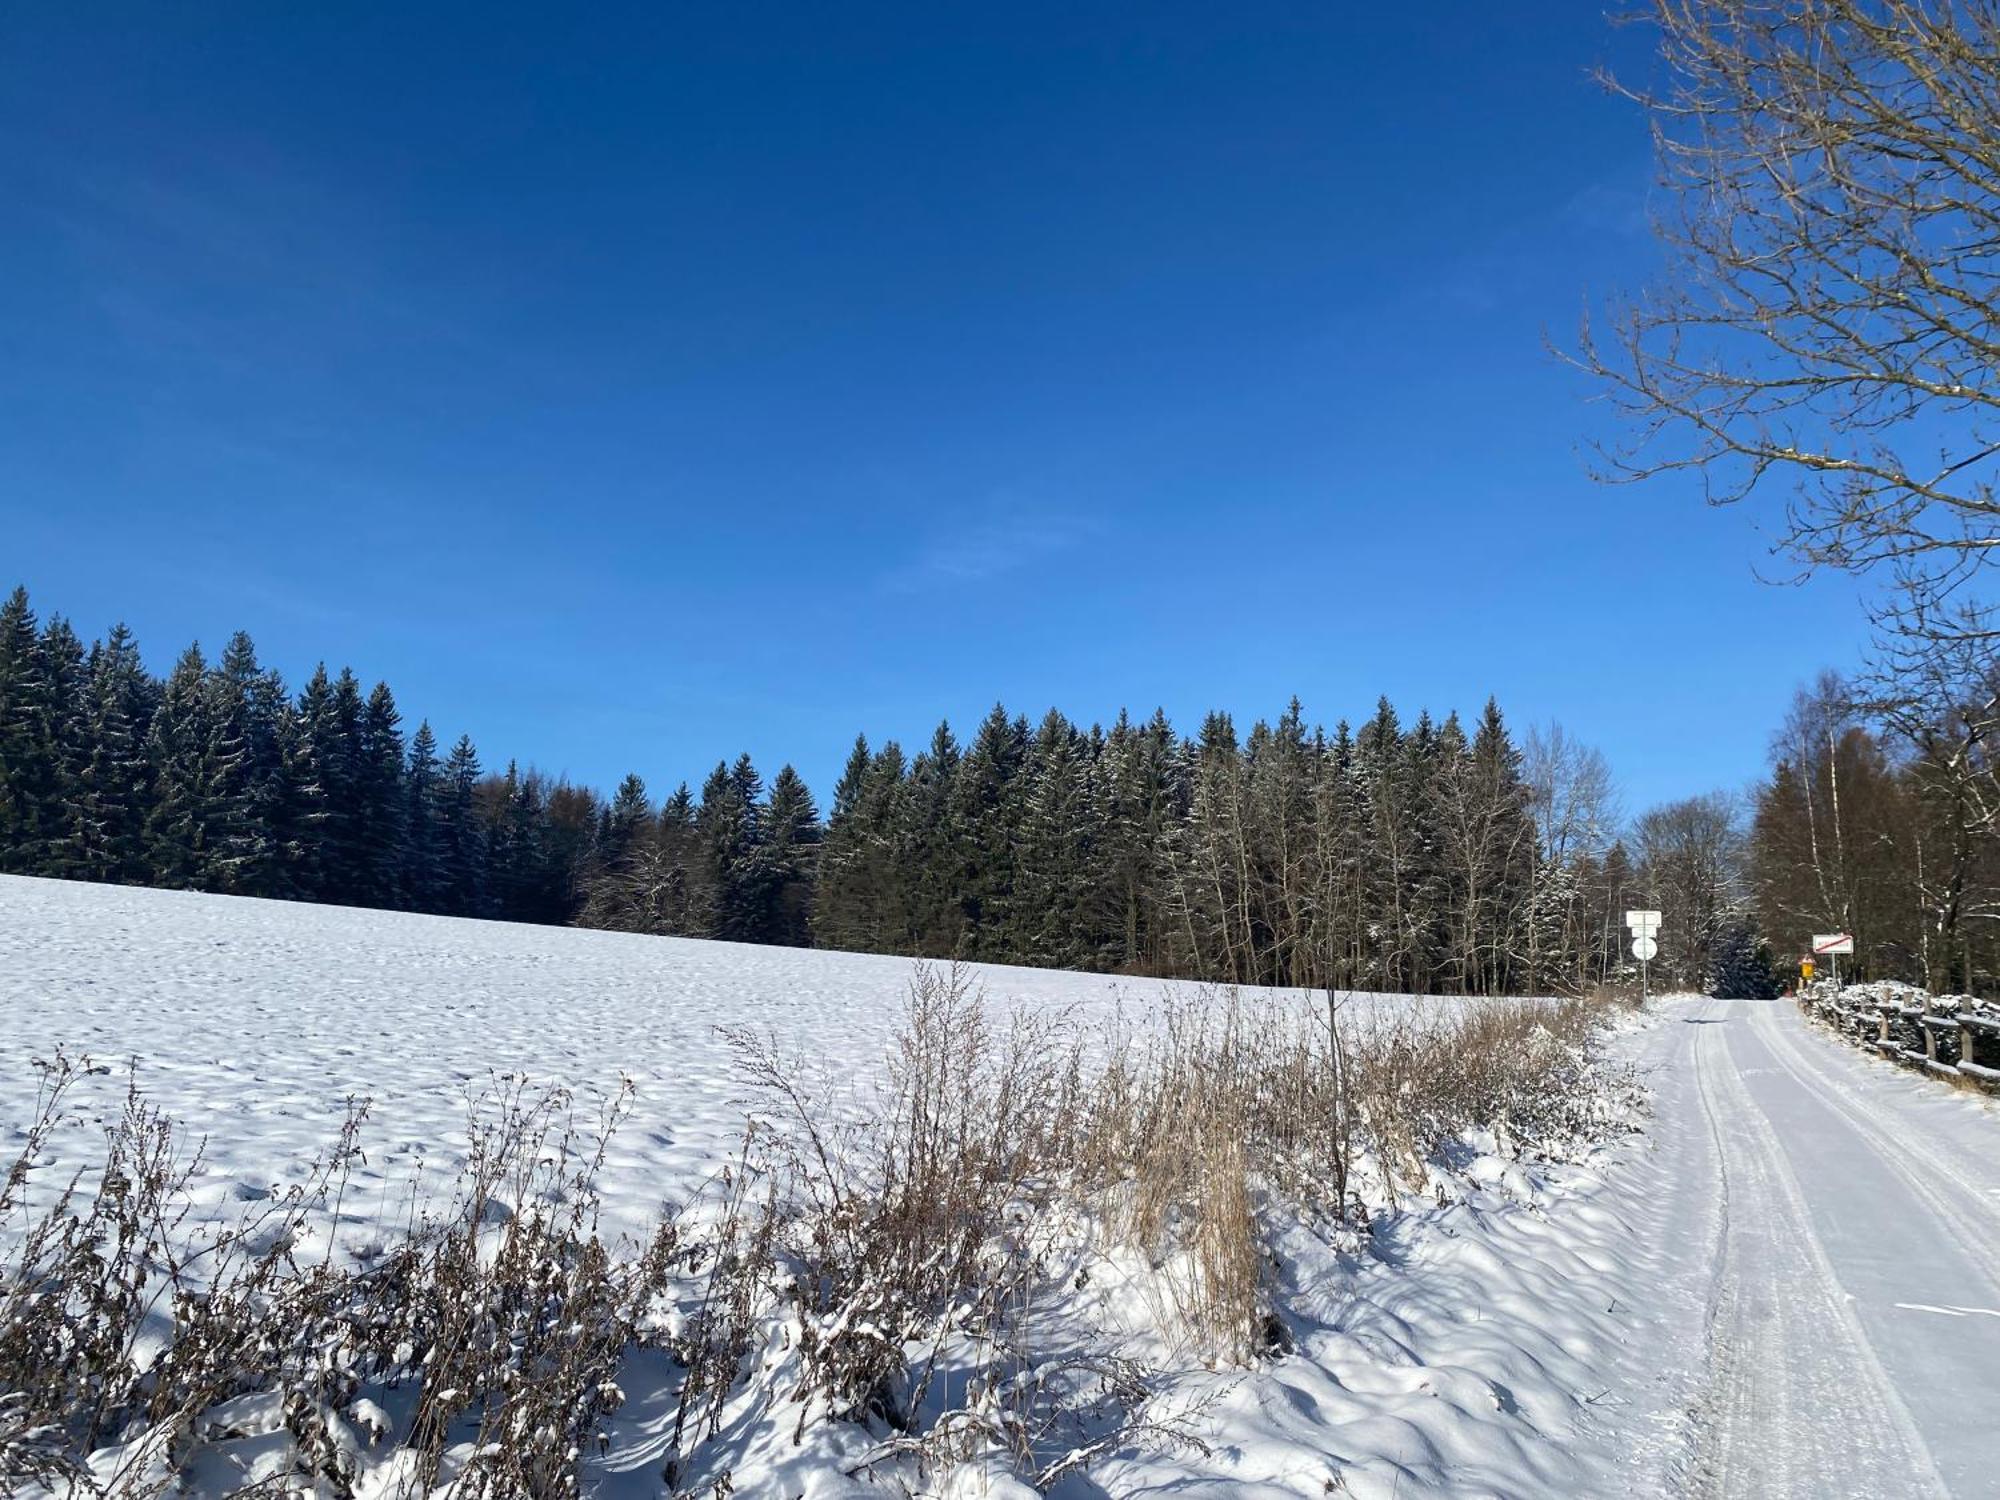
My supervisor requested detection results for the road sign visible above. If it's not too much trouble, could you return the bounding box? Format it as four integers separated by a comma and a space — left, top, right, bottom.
1632, 935, 1659, 962
1812, 933, 1855, 956
1625, 909, 1662, 935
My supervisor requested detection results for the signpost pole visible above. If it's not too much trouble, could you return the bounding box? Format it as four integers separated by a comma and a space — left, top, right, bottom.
1625, 911, 1662, 1007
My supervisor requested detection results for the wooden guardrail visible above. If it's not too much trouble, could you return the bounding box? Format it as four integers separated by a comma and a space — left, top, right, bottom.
1805, 983, 2000, 1088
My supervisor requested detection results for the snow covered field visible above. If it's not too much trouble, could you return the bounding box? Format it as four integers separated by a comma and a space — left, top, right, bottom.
0, 874, 1463, 1256
9, 873, 2000, 1496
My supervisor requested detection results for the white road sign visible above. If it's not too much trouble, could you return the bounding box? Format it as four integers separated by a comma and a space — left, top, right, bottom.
1632, 935, 1659, 962
1812, 933, 1855, 956
1625, 909, 1662, 932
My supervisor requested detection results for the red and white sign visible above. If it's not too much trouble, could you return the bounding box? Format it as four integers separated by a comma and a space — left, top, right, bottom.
1812, 933, 1855, 956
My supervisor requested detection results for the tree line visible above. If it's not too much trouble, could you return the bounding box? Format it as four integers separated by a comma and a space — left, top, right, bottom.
1613, 655, 2000, 1000
0, 585, 1659, 995
1746, 660, 2000, 996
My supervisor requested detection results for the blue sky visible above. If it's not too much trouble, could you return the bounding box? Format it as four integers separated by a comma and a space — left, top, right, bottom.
1, 3, 1871, 816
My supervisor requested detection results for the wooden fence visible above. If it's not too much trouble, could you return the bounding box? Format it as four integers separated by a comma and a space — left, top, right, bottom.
1808, 987, 2000, 1088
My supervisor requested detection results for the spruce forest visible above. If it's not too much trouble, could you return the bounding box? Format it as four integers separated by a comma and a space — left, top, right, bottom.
0, 585, 1645, 995
6, 584, 1997, 996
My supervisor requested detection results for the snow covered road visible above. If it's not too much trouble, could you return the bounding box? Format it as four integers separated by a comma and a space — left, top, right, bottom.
1655, 995, 2000, 1498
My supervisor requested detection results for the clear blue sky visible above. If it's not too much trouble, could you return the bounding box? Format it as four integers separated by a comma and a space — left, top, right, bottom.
1, 3, 1870, 816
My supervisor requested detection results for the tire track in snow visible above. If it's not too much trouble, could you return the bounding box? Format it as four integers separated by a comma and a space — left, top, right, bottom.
1684, 998, 1947, 1499
1742, 999, 2000, 1297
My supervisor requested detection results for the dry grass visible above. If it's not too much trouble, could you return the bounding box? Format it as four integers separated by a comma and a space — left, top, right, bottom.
2, 971, 1622, 1497
0, 1061, 677, 1499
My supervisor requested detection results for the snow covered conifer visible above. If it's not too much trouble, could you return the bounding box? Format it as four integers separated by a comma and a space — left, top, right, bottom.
760, 763, 820, 947
1710, 921, 1783, 1000
30, 614, 90, 877
145, 644, 220, 888
440, 733, 488, 916
403, 721, 445, 910
0, 588, 57, 869
72, 623, 155, 885
356, 681, 408, 907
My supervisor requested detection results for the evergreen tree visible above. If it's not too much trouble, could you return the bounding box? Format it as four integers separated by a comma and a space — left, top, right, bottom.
440, 734, 488, 916
145, 644, 225, 887
71, 624, 155, 885
290, 666, 367, 901
32, 615, 90, 876
901, 722, 963, 954
485, 760, 546, 922
1015, 710, 1097, 968
538, 776, 600, 923
653, 781, 716, 936
759, 764, 821, 947
354, 682, 408, 907
205, 633, 291, 897
1711, 921, 1784, 1000
0, 588, 56, 869
403, 722, 445, 911
813, 736, 877, 950
602, 773, 652, 871
699, 757, 767, 942
951, 706, 1028, 959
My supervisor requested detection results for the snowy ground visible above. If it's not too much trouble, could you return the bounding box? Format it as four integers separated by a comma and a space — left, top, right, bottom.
7, 874, 2000, 1496
0, 874, 1463, 1256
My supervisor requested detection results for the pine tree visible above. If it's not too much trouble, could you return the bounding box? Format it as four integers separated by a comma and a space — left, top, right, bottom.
1091, 708, 1175, 973
1015, 710, 1097, 968
538, 776, 601, 923
290, 666, 367, 901
760, 764, 820, 947
71, 624, 155, 885
1711, 921, 1783, 999
901, 722, 962, 954
205, 633, 291, 897
699, 757, 768, 942
355, 681, 408, 907
486, 760, 548, 923
951, 705, 1028, 959
1165, 710, 1256, 982
0, 588, 56, 869
813, 736, 877, 950
145, 644, 223, 887
602, 774, 652, 870
403, 722, 445, 911
652, 781, 716, 936
1467, 698, 1536, 992
32, 615, 90, 876
1244, 698, 1321, 987
440, 734, 488, 916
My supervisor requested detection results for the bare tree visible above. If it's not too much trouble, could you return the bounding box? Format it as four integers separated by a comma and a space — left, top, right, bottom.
1860, 607, 2000, 983
1523, 723, 1619, 989
1524, 723, 1619, 868
1635, 791, 1746, 986
1581, 0, 2000, 629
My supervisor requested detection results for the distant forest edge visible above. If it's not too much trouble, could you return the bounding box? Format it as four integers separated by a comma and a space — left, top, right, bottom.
3, 585, 1992, 997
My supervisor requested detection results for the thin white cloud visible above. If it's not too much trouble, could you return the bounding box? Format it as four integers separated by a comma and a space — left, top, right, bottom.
882, 507, 1103, 593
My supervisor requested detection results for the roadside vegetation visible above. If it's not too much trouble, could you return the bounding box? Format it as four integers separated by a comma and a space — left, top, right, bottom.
0, 967, 1632, 1497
